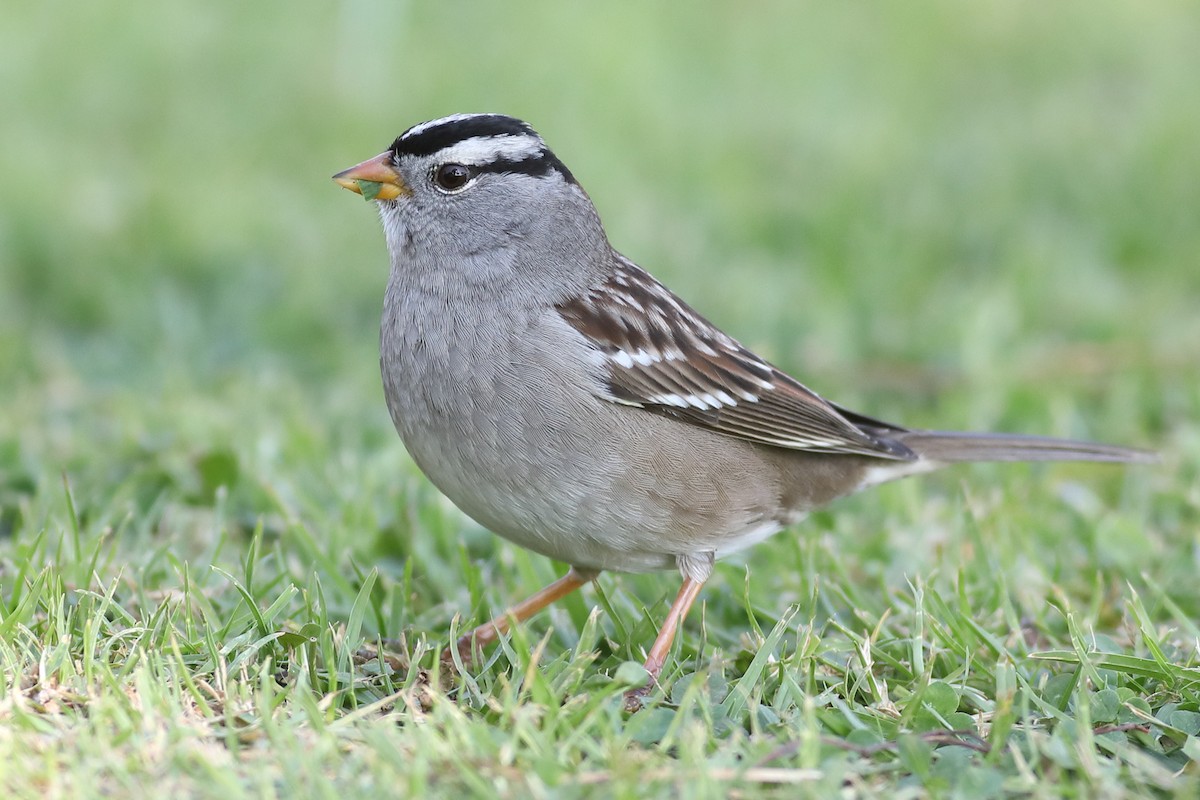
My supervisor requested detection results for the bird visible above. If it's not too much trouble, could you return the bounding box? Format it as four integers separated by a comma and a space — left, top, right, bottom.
332, 113, 1151, 710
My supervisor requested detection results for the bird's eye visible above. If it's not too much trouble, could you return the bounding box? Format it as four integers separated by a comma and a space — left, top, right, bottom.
433, 163, 474, 192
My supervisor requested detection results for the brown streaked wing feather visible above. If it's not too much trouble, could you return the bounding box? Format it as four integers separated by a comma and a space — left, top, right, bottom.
557, 255, 915, 460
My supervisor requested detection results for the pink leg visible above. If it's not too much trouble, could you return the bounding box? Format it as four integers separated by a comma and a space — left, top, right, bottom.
624, 576, 705, 712
443, 567, 597, 669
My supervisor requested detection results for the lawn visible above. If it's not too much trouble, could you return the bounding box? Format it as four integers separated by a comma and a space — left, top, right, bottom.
2, 1, 1199, 797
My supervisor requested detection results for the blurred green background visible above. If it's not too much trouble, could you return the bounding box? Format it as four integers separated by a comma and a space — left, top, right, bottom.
4, 4, 1200, 791
2, 0, 1197, 558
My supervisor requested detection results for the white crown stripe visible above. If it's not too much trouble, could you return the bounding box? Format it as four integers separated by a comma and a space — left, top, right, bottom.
436, 135, 545, 166
400, 113, 483, 139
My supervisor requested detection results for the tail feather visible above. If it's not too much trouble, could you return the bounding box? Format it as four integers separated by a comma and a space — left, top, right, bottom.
892, 430, 1156, 465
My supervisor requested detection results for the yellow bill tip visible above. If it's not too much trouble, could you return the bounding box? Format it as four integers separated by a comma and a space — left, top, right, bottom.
332, 153, 407, 200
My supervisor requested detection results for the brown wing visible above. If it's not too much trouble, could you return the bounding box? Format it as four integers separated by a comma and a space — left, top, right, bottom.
557, 255, 915, 461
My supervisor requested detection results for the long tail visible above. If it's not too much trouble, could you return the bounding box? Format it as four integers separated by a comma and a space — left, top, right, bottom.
892, 430, 1155, 464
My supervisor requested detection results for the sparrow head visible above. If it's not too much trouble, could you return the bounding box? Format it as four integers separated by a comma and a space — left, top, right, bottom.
334, 114, 603, 268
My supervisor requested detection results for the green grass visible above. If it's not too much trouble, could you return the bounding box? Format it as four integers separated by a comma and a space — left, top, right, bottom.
3, 1, 1200, 796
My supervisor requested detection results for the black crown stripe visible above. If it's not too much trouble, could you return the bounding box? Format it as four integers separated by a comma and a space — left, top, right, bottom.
391, 115, 536, 158
474, 151, 577, 185
390, 115, 577, 185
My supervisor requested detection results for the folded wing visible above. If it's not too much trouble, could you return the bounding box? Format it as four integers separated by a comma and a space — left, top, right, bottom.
557, 255, 916, 461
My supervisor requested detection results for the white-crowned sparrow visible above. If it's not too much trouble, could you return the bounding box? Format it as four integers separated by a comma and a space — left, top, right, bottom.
334, 113, 1151, 709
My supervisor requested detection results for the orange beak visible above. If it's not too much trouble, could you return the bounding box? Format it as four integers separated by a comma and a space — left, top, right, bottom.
332, 152, 408, 201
